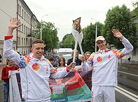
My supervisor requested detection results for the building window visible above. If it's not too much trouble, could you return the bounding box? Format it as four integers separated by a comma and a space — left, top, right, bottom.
22, 9, 23, 18
24, 38, 26, 46
26, 27, 27, 35
26, 38, 28, 46
24, 12, 26, 20
22, 24, 23, 33
24, 25, 25, 34
18, 22, 21, 31
18, 37, 20, 46
22, 38, 23, 46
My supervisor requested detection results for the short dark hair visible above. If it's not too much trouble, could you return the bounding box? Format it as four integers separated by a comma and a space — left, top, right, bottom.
49, 56, 55, 61
6, 59, 10, 65
32, 39, 44, 45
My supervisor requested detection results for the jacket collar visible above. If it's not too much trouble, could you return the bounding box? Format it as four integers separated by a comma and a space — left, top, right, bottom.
97, 48, 110, 54
32, 56, 45, 61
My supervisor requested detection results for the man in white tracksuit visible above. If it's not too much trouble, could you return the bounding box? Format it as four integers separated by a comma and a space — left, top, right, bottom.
3, 18, 76, 102
81, 29, 133, 102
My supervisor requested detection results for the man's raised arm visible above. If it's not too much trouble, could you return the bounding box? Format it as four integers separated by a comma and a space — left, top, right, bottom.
112, 29, 133, 57
4, 18, 22, 65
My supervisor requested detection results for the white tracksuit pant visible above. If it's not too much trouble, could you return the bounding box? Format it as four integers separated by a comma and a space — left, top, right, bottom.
92, 86, 115, 102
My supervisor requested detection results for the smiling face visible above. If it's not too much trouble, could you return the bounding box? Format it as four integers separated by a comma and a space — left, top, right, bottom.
96, 40, 106, 50
31, 43, 44, 59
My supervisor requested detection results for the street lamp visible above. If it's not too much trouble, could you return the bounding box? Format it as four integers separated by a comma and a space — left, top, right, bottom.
91, 18, 98, 52
40, 14, 48, 40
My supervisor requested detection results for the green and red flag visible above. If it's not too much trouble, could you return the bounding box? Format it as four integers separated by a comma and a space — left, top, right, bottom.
50, 70, 92, 102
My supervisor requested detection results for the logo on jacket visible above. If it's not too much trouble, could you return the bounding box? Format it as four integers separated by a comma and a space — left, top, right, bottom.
32, 63, 40, 71
108, 55, 111, 60
46, 67, 49, 74
97, 56, 102, 62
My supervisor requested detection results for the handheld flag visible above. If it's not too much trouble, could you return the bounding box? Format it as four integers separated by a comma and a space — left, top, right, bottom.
72, 17, 83, 62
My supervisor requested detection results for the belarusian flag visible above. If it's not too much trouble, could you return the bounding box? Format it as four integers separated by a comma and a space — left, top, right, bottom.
66, 70, 92, 101
50, 70, 92, 102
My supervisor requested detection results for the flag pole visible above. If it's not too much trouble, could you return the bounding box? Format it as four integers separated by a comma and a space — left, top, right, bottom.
73, 41, 77, 62
79, 43, 83, 56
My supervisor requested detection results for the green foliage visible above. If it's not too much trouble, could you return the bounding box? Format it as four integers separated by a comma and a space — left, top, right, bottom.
102, 5, 137, 49
133, 1, 138, 28
82, 22, 104, 53
33, 21, 59, 50
59, 34, 75, 49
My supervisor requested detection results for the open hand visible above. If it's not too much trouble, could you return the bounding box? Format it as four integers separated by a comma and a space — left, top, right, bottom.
8, 18, 22, 30
7, 18, 22, 36
112, 29, 123, 40
68, 62, 76, 69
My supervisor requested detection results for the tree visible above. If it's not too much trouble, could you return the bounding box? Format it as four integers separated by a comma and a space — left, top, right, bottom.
133, 1, 138, 15
82, 22, 104, 53
33, 21, 59, 50
102, 5, 137, 49
133, 1, 138, 27
59, 34, 75, 49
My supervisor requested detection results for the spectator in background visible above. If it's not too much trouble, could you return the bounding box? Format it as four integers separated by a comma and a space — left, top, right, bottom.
67, 50, 81, 66
58, 57, 66, 68
44, 54, 47, 58
56, 57, 66, 71
1, 59, 18, 102
49, 56, 56, 67
85, 51, 91, 61
128, 56, 131, 63
54, 56, 59, 67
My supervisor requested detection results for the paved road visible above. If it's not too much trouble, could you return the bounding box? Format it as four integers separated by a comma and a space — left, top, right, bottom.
0, 80, 4, 102
118, 66, 138, 95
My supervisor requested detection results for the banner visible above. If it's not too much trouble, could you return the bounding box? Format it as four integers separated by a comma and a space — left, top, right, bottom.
50, 69, 92, 102
72, 17, 84, 62
9, 71, 21, 102
10, 68, 92, 102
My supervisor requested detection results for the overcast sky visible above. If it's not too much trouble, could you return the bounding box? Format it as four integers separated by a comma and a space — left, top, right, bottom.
24, 0, 136, 41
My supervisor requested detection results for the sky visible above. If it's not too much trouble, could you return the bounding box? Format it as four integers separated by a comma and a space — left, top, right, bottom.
24, 0, 136, 41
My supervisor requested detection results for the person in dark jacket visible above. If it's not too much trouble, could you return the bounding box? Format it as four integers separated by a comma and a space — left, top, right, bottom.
67, 50, 81, 66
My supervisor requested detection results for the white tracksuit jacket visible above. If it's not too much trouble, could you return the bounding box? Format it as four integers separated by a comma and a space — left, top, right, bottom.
4, 38, 71, 102
82, 37, 133, 86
